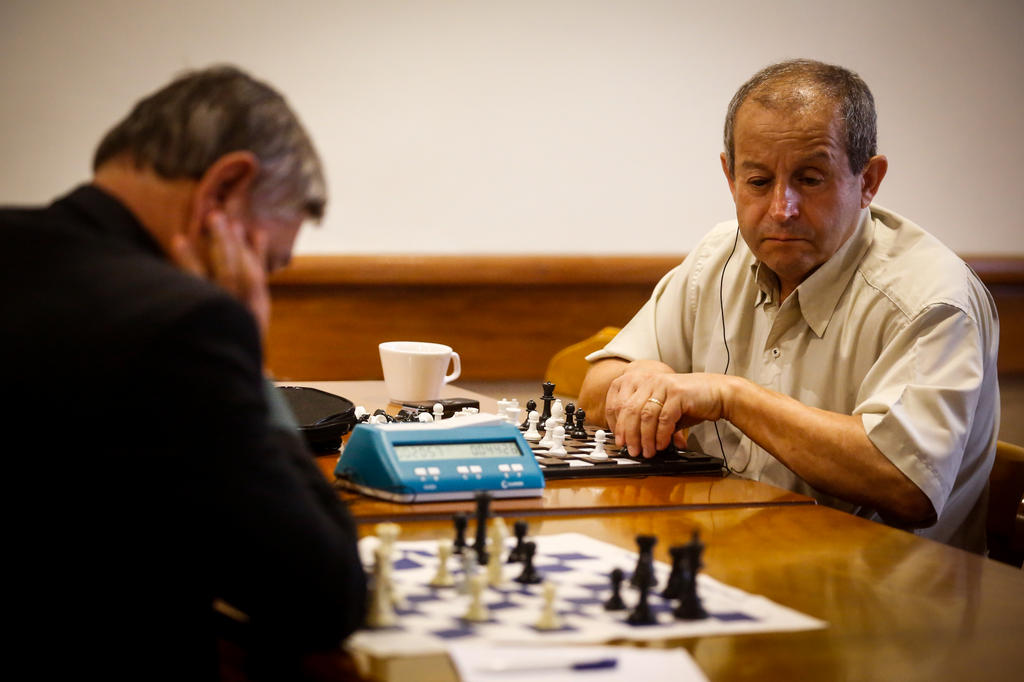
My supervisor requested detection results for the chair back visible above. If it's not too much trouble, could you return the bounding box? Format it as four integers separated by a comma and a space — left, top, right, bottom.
988, 440, 1024, 567
544, 327, 621, 398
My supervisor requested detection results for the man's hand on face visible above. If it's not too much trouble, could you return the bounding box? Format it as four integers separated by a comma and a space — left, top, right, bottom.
606, 363, 728, 457
169, 210, 271, 342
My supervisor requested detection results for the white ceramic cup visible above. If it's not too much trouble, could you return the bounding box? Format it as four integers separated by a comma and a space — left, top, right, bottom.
378, 341, 462, 402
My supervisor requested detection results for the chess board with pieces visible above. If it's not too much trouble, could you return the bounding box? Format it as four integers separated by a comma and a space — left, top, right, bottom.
352, 497, 824, 658
343, 380, 723, 481
513, 381, 723, 479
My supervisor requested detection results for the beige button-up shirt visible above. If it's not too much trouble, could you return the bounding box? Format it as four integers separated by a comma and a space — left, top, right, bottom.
590, 206, 1000, 551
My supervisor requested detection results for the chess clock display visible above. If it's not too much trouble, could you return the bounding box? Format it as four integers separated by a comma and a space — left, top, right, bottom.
334, 414, 545, 502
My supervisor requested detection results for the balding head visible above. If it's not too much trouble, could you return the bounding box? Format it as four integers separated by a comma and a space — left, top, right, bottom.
723, 59, 877, 177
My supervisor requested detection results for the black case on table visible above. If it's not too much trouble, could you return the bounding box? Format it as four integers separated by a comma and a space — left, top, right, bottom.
277, 386, 357, 454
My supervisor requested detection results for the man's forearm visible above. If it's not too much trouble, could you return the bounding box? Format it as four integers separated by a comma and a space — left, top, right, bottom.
721, 376, 935, 526
577, 358, 630, 427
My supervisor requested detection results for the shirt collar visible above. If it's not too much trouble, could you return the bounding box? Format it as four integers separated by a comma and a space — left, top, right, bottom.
792, 207, 874, 337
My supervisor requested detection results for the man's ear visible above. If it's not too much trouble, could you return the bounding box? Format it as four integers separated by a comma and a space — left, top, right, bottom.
859, 155, 888, 207
187, 151, 260, 238
720, 153, 737, 197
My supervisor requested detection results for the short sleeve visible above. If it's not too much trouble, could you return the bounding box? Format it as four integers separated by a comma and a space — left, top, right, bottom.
856, 303, 987, 517
586, 263, 693, 370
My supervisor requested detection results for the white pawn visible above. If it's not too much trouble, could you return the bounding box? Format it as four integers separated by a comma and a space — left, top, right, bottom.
534, 581, 562, 630
546, 426, 568, 456
589, 429, 609, 460
430, 538, 455, 587
433, 403, 445, 422
464, 573, 490, 622
487, 519, 509, 586
523, 411, 542, 441
417, 411, 434, 423
538, 417, 557, 448
366, 546, 396, 628
458, 547, 478, 594
375, 522, 400, 557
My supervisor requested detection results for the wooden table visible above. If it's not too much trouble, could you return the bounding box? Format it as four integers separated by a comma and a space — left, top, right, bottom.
353, 505, 1024, 682
281, 381, 1024, 681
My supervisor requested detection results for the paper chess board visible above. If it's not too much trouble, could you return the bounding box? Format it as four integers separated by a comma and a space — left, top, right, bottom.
348, 532, 824, 657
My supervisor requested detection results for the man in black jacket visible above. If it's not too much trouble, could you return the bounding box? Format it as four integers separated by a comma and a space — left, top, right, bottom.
1, 66, 365, 680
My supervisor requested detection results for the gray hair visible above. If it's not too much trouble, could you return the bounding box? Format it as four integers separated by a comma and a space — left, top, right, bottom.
93, 65, 325, 220
723, 59, 877, 177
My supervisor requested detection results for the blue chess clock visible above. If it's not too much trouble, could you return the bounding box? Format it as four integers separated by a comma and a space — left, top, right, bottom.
334, 414, 545, 502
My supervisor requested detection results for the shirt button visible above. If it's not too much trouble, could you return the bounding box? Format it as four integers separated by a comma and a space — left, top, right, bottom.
771, 347, 780, 358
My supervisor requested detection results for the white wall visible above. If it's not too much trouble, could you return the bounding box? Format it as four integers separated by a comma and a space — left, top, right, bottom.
2, 0, 1021, 255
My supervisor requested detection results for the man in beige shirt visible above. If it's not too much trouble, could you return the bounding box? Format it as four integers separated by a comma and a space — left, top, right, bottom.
579, 59, 1000, 552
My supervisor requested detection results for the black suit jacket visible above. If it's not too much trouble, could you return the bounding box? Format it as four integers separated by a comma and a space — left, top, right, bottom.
0, 186, 365, 680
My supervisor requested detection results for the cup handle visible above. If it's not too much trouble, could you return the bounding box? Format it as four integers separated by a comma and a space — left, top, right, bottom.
444, 351, 461, 384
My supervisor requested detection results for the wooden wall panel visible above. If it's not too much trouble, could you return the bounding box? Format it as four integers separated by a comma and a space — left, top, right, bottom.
266, 255, 1024, 381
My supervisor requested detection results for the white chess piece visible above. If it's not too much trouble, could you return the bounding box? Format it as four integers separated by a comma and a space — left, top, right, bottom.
366, 546, 396, 628
523, 411, 542, 441
551, 399, 565, 426
430, 539, 455, 587
546, 426, 568, 456
487, 519, 509, 586
458, 547, 478, 594
464, 573, 490, 622
354, 405, 367, 419
538, 417, 557, 448
504, 402, 521, 425
417, 412, 434, 422
534, 581, 562, 630
433, 403, 445, 421
589, 429, 609, 460
487, 540, 505, 587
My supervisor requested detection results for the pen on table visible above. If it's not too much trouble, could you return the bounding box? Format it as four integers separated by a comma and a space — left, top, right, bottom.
477, 657, 618, 674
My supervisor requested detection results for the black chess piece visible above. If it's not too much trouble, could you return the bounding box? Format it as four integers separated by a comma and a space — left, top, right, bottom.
662, 546, 686, 599
631, 535, 658, 590
564, 402, 576, 434
452, 512, 468, 554
538, 382, 556, 431
604, 568, 627, 611
507, 519, 528, 563
520, 399, 537, 430
473, 491, 491, 565
571, 409, 588, 439
673, 531, 708, 620
513, 541, 542, 584
626, 564, 658, 625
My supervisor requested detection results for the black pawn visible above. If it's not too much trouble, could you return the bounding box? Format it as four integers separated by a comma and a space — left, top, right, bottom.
571, 409, 588, 439
604, 568, 626, 611
626, 565, 657, 625
520, 399, 537, 430
564, 403, 576, 435
507, 519, 528, 563
631, 535, 658, 590
473, 491, 491, 565
453, 512, 468, 554
514, 541, 542, 584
